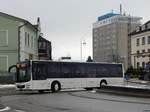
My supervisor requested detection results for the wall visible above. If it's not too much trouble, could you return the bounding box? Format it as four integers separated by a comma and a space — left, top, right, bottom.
20, 25, 38, 61
131, 31, 150, 68
0, 16, 19, 71
0, 71, 15, 84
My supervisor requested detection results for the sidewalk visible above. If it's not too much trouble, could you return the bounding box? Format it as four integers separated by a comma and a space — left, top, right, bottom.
127, 78, 150, 85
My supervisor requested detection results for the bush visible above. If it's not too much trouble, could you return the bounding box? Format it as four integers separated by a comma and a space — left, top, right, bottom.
125, 66, 145, 79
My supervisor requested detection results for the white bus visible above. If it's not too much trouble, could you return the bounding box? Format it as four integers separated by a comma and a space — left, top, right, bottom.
9, 60, 124, 92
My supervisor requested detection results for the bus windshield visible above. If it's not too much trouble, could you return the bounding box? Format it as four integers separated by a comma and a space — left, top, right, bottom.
16, 61, 31, 82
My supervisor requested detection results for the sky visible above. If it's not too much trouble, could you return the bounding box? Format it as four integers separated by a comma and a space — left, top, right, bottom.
0, 0, 150, 60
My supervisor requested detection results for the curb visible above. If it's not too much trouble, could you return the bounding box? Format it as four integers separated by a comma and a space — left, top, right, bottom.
0, 85, 15, 89
0, 107, 10, 112
0, 104, 5, 110
97, 86, 150, 98
127, 80, 150, 85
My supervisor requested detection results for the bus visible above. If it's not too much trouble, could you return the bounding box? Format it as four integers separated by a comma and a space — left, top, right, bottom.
9, 60, 124, 92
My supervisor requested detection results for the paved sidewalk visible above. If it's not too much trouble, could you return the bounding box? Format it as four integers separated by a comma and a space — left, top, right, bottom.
128, 78, 150, 85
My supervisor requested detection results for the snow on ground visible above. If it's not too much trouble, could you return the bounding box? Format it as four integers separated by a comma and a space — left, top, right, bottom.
0, 84, 15, 89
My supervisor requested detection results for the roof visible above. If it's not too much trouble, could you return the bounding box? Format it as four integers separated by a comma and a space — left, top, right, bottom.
31, 60, 123, 65
130, 20, 150, 36
98, 12, 120, 21
38, 36, 51, 44
0, 12, 38, 31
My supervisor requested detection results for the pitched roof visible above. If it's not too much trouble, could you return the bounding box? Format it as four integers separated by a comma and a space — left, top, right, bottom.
130, 20, 150, 36
0, 12, 38, 31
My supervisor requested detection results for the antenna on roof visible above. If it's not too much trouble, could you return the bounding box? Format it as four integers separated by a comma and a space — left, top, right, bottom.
120, 4, 122, 15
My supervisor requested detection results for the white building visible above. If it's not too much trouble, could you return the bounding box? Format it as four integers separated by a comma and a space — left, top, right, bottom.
93, 12, 141, 70
131, 21, 150, 68
19, 20, 40, 61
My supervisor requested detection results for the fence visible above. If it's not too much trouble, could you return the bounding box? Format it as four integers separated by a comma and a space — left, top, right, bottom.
0, 71, 15, 84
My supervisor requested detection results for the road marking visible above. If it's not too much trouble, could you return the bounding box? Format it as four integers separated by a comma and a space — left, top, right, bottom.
0, 107, 10, 112
15, 109, 26, 112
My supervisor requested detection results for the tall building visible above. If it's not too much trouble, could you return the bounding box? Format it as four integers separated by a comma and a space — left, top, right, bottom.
93, 12, 141, 69
0, 12, 41, 71
130, 20, 150, 68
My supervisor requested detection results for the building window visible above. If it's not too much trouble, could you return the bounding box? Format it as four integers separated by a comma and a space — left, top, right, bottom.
142, 37, 145, 45
148, 36, 150, 44
28, 33, 30, 47
0, 30, 8, 46
147, 23, 150, 29
142, 49, 145, 57
137, 50, 140, 54
0, 55, 8, 71
136, 38, 140, 46
31, 36, 34, 48
142, 62, 145, 68
142, 49, 145, 53
25, 32, 27, 46
137, 50, 140, 58
34, 38, 37, 48
148, 49, 150, 53
137, 62, 140, 68
142, 25, 145, 31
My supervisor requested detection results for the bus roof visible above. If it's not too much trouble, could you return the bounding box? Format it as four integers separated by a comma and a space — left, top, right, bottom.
30, 60, 123, 65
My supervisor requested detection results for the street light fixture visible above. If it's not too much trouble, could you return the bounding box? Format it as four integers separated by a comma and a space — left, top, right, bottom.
80, 39, 86, 61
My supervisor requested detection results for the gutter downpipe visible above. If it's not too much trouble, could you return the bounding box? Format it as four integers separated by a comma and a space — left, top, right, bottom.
18, 22, 28, 62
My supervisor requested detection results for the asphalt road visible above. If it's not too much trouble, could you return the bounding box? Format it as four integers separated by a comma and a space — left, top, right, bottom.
1, 90, 150, 112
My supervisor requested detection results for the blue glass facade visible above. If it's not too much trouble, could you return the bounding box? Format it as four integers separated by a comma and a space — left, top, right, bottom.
98, 13, 120, 21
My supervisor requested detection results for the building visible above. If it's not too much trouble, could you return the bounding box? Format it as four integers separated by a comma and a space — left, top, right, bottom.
130, 21, 150, 68
38, 36, 52, 60
93, 12, 141, 69
0, 12, 41, 71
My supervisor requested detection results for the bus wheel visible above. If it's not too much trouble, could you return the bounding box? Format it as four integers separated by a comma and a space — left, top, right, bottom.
84, 88, 93, 91
100, 80, 107, 88
51, 81, 61, 92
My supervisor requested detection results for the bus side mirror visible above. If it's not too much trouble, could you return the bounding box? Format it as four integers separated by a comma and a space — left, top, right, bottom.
8, 65, 17, 73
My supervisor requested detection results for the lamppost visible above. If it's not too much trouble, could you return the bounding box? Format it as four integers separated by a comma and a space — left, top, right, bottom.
80, 39, 86, 61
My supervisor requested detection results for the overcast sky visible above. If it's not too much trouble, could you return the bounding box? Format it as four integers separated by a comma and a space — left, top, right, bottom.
0, 0, 150, 60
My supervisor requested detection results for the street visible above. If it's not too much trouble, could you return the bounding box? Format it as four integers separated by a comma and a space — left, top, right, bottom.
0, 89, 150, 112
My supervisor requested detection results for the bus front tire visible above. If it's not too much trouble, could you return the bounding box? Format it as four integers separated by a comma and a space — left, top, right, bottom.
100, 80, 107, 88
84, 88, 93, 91
51, 81, 61, 92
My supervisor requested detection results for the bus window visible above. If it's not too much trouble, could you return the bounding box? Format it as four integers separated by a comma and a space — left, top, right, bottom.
72, 63, 85, 78
109, 65, 123, 77
17, 68, 30, 82
32, 62, 47, 80
61, 63, 72, 78
96, 64, 110, 77
16, 61, 31, 82
86, 64, 96, 78
47, 62, 60, 78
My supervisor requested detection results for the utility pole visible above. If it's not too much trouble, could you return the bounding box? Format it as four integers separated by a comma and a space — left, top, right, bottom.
80, 39, 86, 61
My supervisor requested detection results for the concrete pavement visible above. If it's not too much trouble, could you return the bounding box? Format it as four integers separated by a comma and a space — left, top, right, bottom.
128, 78, 150, 85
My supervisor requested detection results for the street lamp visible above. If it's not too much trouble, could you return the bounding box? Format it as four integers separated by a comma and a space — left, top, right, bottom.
80, 39, 86, 61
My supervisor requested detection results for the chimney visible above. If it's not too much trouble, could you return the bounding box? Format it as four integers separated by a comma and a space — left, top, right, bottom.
37, 17, 41, 31
120, 4, 122, 15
